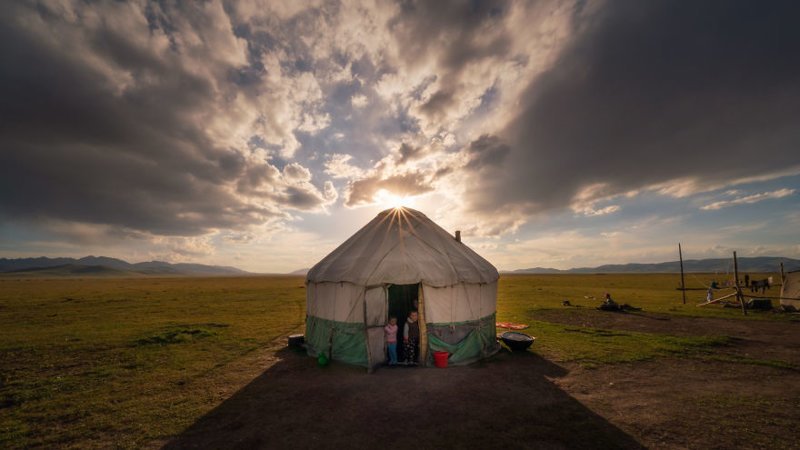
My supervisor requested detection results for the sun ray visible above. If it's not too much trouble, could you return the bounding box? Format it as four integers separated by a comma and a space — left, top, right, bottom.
375, 189, 416, 209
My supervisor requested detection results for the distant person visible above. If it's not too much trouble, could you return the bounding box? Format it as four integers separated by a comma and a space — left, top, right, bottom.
706, 287, 714, 302
598, 292, 640, 311
384, 316, 398, 366
710, 280, 719, 289
403, 311, 420, 365
744, 274, 750, 288
599, 292, 618, 311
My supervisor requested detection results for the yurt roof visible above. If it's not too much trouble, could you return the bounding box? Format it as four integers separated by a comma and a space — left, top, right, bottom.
307, 207, 499, 287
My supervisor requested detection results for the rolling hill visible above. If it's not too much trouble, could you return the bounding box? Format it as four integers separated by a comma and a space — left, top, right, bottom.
0, 256, 248, 277
505, 256, 800, 274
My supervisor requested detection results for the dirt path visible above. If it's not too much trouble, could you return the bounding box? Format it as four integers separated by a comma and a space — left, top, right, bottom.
162, 313, 800, 449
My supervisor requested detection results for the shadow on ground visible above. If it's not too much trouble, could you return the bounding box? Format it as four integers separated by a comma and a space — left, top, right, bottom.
164, 348, 642, 449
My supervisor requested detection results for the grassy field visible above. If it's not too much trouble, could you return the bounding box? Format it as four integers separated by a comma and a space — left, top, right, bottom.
0, 276, 306, 448
497, 273, 795, 368
0, 273, 793, 448
499, 272, 783, 320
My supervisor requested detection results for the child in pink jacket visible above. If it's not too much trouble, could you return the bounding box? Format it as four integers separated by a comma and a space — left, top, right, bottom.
384, 317, 398, 365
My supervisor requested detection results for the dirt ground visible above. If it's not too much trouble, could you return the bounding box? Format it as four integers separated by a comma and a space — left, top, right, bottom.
161, 312, 800, 450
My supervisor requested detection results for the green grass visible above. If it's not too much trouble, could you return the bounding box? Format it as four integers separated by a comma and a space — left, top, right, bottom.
0, 276, 306, 448
497, 273, 788, 321
0, 273, 792, 448
495, 274, 795, 368
528, 320, 732, 367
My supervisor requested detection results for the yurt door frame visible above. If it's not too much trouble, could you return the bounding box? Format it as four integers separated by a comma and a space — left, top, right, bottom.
364, 286, 388, 371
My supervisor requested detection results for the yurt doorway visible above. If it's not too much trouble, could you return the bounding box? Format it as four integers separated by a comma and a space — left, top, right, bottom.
388, 284, 419, 362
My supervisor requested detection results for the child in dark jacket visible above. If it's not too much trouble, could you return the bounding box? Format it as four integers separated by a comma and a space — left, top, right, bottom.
403, 311, 419, 365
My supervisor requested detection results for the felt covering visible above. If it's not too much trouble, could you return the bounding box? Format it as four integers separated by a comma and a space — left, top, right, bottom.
307, 208, 498, 287
305, 207, 500, 369
780, 271, 800, 311
305, 315, 368, 367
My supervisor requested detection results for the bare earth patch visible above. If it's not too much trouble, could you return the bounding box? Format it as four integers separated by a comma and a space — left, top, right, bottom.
555, 359, 799, 450
161, 312, 800, 450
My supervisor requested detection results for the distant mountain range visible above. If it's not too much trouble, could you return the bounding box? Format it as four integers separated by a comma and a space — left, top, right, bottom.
4, 255, 796, 278
0, 256, 249, 277
504, 256, 800, 274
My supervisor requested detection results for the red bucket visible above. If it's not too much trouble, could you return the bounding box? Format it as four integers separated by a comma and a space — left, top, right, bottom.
433, 351, 449, 368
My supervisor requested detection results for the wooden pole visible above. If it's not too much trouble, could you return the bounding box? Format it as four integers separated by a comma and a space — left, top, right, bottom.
733, 251, 747, 316
780, 262, 786, 283
417, 284, 428, 367
679, 243, 686, 305
697, 290, 739, 306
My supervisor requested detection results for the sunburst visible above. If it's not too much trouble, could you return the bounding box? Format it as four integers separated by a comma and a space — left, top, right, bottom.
375, 189, 416, 209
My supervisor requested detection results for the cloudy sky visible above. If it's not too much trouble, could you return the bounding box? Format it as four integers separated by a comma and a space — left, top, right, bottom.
1, 0, 799, 272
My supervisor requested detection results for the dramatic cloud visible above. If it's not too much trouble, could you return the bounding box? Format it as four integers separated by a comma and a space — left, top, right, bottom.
0, 1, 335, 238
462, 0, 800, 232
464, 135, 510, 170
324, 154, 366, 180
346, 173, 434, 207
1, 0, 798, 271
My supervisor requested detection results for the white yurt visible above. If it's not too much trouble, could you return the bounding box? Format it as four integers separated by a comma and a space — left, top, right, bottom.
305, 207, 500, 369
780, 270, 800, 311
